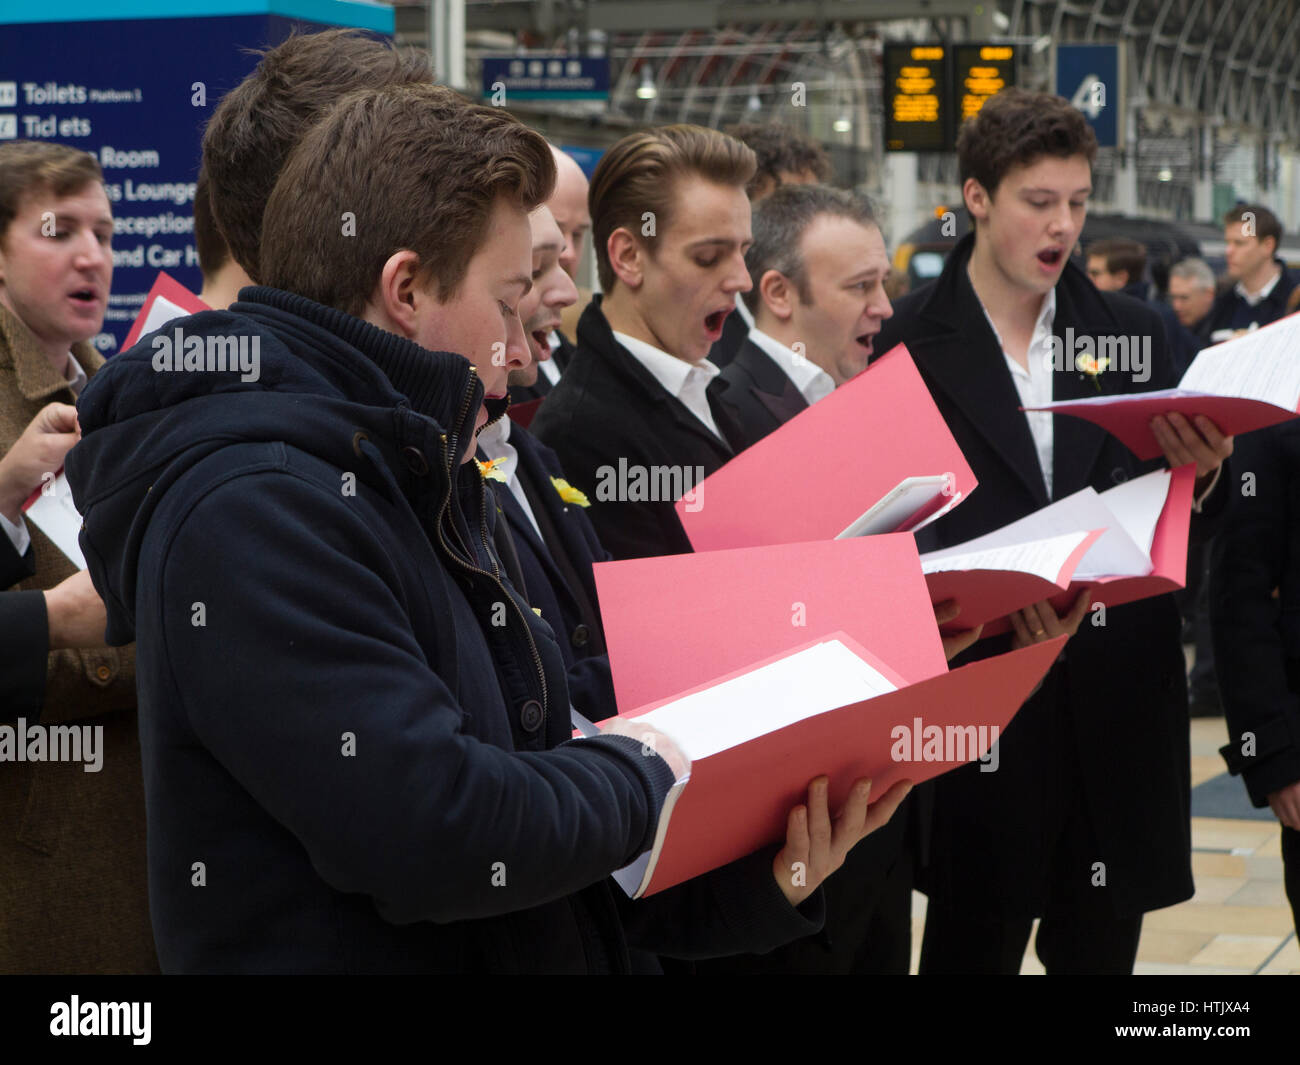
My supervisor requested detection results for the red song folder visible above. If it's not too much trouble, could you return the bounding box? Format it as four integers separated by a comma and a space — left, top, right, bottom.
601, 632, 1064, 898
593, 534, 951, 716
675, 344, 977, 551
121, 271, 210, 351
922, 465, 1195, 638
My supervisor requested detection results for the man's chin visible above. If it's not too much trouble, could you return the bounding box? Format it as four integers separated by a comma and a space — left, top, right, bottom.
507, 369, 539, 389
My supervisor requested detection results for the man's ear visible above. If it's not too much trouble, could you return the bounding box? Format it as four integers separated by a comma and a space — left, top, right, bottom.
607, 227, 643, 290
368, 249, 425, 338
757, 269, 795, 322
963, 177, 991, 224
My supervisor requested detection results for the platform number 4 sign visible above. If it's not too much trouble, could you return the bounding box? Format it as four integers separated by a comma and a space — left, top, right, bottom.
1071, 77, 1106, 119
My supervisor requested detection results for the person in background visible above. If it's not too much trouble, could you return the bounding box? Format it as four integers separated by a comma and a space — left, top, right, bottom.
1211, 420, 1300, 937
0, 138, 155, 973
708, 122, 832, 368
1205, 204, 1297, 342
1087, 236, 1197, 375
508, 145, 589, 406
1167, 258, 1217, 341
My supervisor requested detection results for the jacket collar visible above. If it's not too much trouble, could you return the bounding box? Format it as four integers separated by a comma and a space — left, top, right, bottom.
731, 337, 809, 423
910, 232, 1121, 503
577, 294, 740, 458
0, 302, 101, 402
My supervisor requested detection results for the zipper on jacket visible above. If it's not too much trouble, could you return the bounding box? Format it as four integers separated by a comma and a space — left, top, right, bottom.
433, 377, 551, 725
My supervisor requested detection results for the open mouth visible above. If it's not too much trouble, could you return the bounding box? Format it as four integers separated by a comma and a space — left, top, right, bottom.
855, 332, 875, 353
704, 308, 729, 335
69, 288, 97, 304
1037, 248, 1064, 267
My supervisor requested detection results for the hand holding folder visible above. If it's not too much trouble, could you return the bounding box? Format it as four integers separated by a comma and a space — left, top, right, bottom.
592, 536, 1064, 897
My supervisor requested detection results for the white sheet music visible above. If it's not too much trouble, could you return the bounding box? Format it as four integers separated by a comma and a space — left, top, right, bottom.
920, 530, 1096, 584
920, 469, 1171, 580
628, 640, 898, 762
1179, 313, 1300, 409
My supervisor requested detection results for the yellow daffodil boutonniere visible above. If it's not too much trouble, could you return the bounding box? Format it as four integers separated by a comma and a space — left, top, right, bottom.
550, 476, 590, 508
1075, 352, 1110, 392
475, 457, 508, 483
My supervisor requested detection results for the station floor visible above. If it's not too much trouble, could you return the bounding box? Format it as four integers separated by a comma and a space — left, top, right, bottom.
906, 714, 1300, 974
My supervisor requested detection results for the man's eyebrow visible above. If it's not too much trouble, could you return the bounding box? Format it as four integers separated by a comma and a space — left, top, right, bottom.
1021, 186, 1093, 196
686, 237, 742, 249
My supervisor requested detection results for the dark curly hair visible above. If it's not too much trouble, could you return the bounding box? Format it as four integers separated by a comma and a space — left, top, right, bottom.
957, 88, 1097, 200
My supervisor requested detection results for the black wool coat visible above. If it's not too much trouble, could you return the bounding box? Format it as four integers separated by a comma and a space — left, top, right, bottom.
531, 296, 748, 560
716, 338, 810, 449
872, 233, 1224, 918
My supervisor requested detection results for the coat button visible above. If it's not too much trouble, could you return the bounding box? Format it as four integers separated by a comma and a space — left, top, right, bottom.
571, 624, 590, 648
519, 699, 544, 733
95, 664, 112, 682
1111, 467, 1129, 484
402, 446, 429, 475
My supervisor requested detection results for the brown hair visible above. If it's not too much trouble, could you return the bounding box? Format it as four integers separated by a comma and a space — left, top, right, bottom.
726, 121, 831, 199
202, 28, 432, 282
589, 125, 756, 292
1086, 237, 1146, 284
260, 83, 555, 317
1224, 203, 1283, 253
0, 140, 103, 244
957, 88, 1097, 201
192, 166, 229, 279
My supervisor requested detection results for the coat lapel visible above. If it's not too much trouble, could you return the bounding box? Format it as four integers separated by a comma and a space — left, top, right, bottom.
910, 237, 1050, 508
735, 339, 809, 427
1049, 266, 1122, 497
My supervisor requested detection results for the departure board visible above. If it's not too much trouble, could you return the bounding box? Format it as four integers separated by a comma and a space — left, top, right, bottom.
952, 43, 1018, 123
882, 42, 950, 153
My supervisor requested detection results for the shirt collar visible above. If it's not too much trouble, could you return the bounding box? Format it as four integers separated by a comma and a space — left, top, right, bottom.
1236, 266, 1283, 306
65, 352, 89, 398
612, 329, 719, 400
747, 327, 836, 405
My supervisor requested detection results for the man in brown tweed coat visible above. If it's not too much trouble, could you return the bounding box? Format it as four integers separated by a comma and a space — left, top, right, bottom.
0, 140, 156, 973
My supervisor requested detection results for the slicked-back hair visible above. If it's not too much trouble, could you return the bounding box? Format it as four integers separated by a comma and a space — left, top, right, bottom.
957, 88, 1097, 201
1169, 257, 1215, 290
726, 121, 831, 199
1086, 237, 1146, 283
192, 166, 229, 280
202, 28, 432, 282
1225, 203, 1283, 251
260, 84, 556, 318
0, 140, 103, 244
743, 183, 877, 314
589, 124, 756, 293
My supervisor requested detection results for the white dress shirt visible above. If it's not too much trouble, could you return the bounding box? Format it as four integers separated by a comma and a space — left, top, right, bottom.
477, 415, 543, 541
1236, 266, 1283, 307
539, 331, 562, 387
2, 351, 88, 556
612, 330, 724, 440
975, 289, 1058, 498
733, 291, 754, 330
747, 327, 836, 407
